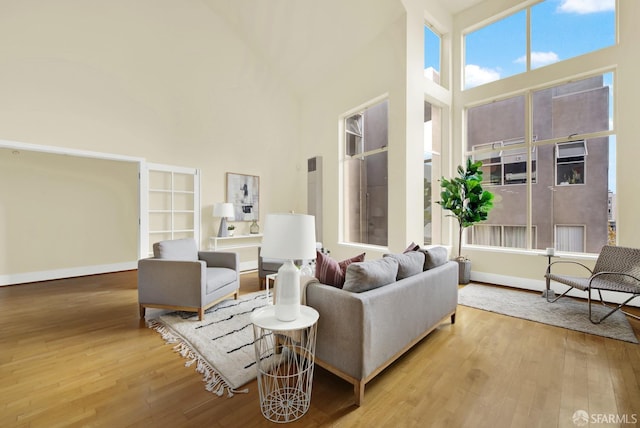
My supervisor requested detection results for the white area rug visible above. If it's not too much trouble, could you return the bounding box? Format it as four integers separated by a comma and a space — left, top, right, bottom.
458, 283, 638, 344
148, 291, 272, 397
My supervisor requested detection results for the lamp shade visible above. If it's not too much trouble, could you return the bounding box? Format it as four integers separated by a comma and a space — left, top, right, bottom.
261, 213, 316, 260
213, 202, 234, 219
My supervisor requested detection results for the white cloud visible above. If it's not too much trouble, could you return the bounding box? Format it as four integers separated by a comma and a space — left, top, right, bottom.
515, 51, 560, 68
464, 64, 500, 89
558, 0, 615, 14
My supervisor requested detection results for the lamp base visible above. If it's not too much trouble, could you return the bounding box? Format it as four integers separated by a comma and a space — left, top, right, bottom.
217, 217, 229, 237
275, 260, 301, 321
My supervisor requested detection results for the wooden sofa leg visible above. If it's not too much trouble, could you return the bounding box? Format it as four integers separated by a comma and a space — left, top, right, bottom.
139, 304, 146, 319
354, 381, 365, 407
198, 308, 205, 321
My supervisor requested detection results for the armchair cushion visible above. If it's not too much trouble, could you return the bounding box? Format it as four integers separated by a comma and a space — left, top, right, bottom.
153, 238, 198, 261
206, 267, 238, 293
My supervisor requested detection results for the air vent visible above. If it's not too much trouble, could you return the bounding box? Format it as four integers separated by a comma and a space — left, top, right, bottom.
308, 157, 316, 172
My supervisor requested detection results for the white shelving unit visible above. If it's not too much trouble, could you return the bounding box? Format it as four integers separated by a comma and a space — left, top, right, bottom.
146, 164, 200, 256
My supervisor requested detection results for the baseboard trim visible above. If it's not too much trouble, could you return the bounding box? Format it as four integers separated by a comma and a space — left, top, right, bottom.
471, 271, 639, 308
239, 260, 258, 272
0, 262, 137, 286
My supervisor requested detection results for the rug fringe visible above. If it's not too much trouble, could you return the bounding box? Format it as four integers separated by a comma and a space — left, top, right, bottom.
147, 319, 248, 397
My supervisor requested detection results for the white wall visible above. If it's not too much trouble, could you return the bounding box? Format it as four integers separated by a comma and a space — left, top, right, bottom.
0, 149, 138, 278
0, 0, 303, 280
299, 13, 408, 261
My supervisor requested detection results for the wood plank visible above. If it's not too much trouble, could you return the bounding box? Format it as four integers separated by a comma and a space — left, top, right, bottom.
0, 273, 638, 427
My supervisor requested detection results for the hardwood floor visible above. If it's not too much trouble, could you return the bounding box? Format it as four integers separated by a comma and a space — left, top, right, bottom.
1, 271, 639, 427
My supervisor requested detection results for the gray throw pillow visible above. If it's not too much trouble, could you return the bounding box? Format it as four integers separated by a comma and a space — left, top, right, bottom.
419, 246, 448, 270
342, 258, 399, 293
383, 252, 425, 280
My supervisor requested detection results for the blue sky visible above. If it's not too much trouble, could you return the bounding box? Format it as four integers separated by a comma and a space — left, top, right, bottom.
462, 0, 615, 87
424, 0, 615, 85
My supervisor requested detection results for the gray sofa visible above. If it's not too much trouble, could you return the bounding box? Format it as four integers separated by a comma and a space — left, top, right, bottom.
305, 254, 458, 406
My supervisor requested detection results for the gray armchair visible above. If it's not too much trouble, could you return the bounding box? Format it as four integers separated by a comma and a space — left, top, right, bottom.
138, 238, 239, 320
258, 246, 285, 289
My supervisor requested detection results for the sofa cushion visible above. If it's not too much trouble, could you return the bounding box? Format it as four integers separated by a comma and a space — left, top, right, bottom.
383, 251, 425, 280
315, 251, 366, 288
342, 258, 399, 293
419, 246, 449, 270
153, 238, 198, 261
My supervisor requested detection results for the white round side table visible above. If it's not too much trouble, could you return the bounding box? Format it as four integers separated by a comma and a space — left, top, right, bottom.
250, 305, 319, 423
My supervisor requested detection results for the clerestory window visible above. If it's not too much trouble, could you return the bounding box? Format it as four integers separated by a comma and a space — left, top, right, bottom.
464, 0, 615, 89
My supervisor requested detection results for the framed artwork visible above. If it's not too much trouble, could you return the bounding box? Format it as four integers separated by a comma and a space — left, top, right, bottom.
226, 173, 260, 221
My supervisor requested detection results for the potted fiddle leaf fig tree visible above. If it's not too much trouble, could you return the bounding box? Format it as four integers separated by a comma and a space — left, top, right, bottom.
437, 158, 494, 284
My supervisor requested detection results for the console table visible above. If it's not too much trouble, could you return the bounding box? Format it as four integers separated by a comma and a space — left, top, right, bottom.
209, 234, 263, 271
209, 233, 263, 250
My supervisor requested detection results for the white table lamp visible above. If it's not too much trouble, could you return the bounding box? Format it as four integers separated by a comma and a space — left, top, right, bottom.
213, 202, 235, 237
261, 213, 316, 321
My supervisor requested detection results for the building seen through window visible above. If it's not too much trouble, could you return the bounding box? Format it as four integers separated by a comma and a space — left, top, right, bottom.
467, 74, 614, 254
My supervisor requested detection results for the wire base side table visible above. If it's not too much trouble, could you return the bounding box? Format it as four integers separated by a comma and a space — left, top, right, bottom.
251, 305, 319, 423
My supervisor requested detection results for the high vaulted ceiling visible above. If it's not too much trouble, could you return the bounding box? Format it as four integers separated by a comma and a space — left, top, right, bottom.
202, 0, 485, 95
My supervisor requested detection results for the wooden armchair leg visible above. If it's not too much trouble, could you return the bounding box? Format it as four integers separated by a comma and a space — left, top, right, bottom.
198, 308, 205, 321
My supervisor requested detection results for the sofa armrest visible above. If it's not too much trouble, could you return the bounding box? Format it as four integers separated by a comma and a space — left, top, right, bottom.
138, 258, 206, 307
305, 283, 366, 379
198, 251, 239, 271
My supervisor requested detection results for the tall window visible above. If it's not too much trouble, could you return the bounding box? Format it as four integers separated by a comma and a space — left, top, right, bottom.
464, 0, 615, 89
343, 99, 388, 246
466, 72, 615, 254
